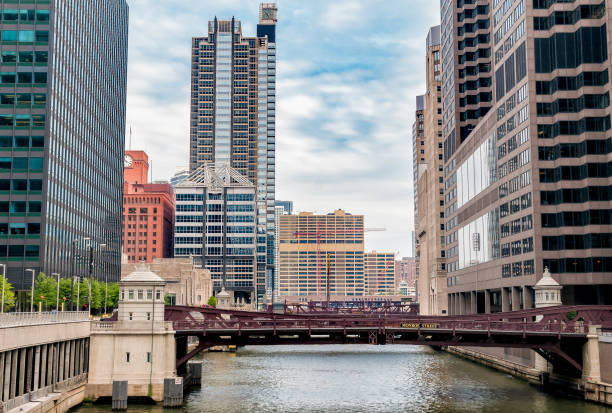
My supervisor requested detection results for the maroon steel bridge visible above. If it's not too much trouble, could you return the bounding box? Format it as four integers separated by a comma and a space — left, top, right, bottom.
165, 305, 612, 377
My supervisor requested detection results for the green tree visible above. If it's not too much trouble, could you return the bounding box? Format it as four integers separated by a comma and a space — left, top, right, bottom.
0, 275, 16, 311
106, 282, 119, 310
33, 272, 58, 310
207, 296, 216, 307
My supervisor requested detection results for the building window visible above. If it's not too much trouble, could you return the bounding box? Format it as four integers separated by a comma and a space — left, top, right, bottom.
137, 289, 143, 300
147, 312, 151, 321
129, 312, 133, 321
147, 290, 153, 300
126, 352, 130, 363
128, 290, 134, 300
147, 352, 151, 363
156, 290, 161, 300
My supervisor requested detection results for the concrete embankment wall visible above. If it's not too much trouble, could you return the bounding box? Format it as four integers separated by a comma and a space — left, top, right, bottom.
6, 383, 85, 413
445, 347, 542, 384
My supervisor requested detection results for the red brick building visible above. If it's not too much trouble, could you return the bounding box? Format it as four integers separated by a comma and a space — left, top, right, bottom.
123, 151, 174, 263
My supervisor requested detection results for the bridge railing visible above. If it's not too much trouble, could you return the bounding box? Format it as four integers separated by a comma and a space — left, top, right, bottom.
171, 316, 589, 335
0, 311, 90, 328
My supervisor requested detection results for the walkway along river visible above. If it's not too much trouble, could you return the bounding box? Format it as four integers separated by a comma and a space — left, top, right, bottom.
72, 345, 611, 413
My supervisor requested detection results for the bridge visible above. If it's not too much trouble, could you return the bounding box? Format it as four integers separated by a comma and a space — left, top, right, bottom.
165, 304, 612, 377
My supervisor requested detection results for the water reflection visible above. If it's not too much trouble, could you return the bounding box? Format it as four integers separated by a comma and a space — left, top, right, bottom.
72, 345, 611, 413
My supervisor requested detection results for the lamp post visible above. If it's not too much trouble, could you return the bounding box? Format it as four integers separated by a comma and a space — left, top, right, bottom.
99, 243, 107, 314
0, 263, 6, 313
52, 273, 60, 311
70, 239, 77, 310
83, 238, 92, 316
26, 268, 35, 312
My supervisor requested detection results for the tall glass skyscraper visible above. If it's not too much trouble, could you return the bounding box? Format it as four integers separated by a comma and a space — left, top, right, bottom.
0, 1, 129, 290
190, 3, 277, 305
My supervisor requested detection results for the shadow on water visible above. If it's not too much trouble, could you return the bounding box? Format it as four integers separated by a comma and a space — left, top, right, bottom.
71, 345, 612, 413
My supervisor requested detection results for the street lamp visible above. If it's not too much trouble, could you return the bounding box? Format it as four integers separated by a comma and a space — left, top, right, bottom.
26, 268, 35, 312
52, 273, 60, 311
0, 263, 6, 313
99, 243, 108, 314
70, 239, 77, 310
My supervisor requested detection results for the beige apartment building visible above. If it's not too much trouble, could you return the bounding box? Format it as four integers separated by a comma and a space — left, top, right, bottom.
364, 252, 397, 295
415, 26, 448, 315
278, 210, 365, 297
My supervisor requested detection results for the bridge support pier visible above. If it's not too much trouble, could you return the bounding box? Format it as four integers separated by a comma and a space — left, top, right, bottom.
470, 291, 477, 314
583, 325, 601, 382
484, 290, 491, 314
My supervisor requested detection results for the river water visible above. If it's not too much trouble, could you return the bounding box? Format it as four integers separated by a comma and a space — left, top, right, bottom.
72, 345, 611, 413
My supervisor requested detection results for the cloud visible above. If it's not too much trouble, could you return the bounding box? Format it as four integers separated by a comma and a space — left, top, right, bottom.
124, 0, 440, 256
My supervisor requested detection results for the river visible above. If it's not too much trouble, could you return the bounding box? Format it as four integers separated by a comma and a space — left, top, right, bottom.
72, 345, 611, 412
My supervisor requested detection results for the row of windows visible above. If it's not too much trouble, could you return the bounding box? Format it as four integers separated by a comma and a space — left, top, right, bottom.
0, 30, 48, 43
534, 25, 607, 73
540, 185, 612, 205
0, 201, 42, 214
500, 192, 532, 217
536, 70, 608, 95
537, 116, 610, 139
495, 42, 527, 101
536, 92, 610, 116
0, 135, 43, 149
0, 222, 40, 235
1, 50, 47, 65
0, 178, 42, 191
0, 156, 42, 170
543, 257, 612, 273
538, 138, 611, 160
543, 233, 612, 250
539, 161, 612, 182
0, 93, 46, 107
0, 71, 46, 85
0, 113, 44, 128
542, 209, 612, 228
0, 244, 39, 258
501, 259, 534, 278
500, 214, 532, 238
0, 9, 49, 23
501, 237, 534, 257
533, 2, 605, 30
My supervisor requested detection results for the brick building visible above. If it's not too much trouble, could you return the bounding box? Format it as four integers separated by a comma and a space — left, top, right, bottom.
123, 151, 175, 263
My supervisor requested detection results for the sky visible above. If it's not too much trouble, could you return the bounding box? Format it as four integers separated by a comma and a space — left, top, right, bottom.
124, 0, 441, 257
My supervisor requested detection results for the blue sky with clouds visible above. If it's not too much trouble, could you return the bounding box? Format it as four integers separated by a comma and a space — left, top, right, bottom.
124, 0, 440, 257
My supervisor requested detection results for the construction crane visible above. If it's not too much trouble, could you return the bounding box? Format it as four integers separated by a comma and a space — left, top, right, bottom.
293, 225, 386, 299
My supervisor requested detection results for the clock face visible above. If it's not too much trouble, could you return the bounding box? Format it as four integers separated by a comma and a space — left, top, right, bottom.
262, 8, 274, 20
124, 154, 133, 168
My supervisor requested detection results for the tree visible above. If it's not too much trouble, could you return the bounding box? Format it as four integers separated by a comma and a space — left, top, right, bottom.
0, 275, 16, 311
106, 282, 120, 310
33, 273, 58, 310
207, 296, 216, 308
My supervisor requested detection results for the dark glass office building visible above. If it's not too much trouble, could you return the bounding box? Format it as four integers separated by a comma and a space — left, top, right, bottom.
0, 0, 129, 290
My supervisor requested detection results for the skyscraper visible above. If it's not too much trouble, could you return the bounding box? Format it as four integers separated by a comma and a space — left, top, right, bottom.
190, 3, 277, 304
442, 0, 612, 316
414, 25, 447, 315
0, 1, 129, 290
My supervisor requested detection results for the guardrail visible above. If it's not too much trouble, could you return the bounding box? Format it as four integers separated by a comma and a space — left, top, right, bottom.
0, 311, 90, 327
171, 316, 590, 335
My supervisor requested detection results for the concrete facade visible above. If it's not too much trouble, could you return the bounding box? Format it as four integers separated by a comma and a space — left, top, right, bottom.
0, 317, 90, 412
415, 25, 448, 316
87, 265, 177, 403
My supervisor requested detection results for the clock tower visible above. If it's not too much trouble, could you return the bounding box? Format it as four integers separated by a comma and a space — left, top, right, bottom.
124, 150, 149, 185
